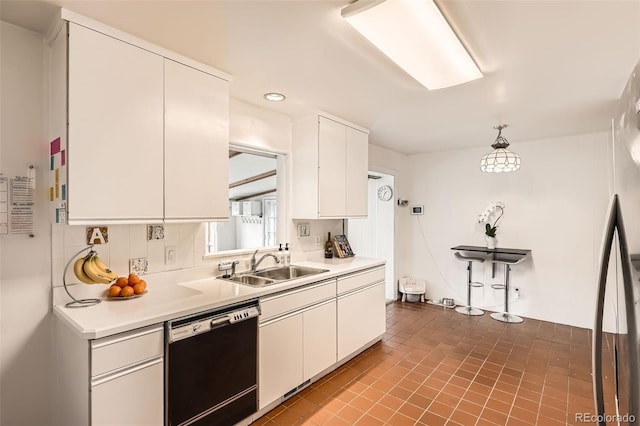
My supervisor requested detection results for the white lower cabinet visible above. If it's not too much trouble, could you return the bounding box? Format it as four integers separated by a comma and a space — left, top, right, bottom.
258, 280, 337, 409
337, 281, 386, 360
303, 300, 337, 380
259, 313, 304, 408
258, 267, 386, 411
91, 359, 164, 426
54, 322, 164, 426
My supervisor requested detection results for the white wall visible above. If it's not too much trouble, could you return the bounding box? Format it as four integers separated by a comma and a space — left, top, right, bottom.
367, 144, 411, 296
348, 175, 396, 299
406, 132, 611, 328
0, 21, 53, 425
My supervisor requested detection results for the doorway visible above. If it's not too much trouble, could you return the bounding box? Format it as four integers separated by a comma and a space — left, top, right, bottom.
347, 172, 396, 301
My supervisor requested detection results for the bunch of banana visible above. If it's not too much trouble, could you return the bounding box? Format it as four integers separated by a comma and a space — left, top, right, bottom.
73, 251, 118, 284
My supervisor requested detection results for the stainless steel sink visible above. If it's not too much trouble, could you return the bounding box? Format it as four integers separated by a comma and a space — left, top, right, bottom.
222, 265, 328, 287
226, 275, 275, 286
253, 265, 329, 281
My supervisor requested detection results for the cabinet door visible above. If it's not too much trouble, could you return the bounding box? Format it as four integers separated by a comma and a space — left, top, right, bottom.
337, 282, 385, 360
164, 59, 229, 221
68, 24, 164, 223
346, 127, 369, 217
303, 300, 337, 381
318, 117, 346, 217
91, 359, 163, 426
259, 314, 303, 409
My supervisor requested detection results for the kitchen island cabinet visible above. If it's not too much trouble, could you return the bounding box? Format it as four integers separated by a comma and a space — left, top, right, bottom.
292, 113, 369, 219
49, 11, 230, 225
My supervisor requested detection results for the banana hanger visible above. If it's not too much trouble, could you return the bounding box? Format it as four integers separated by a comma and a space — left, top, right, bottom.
62, 245, 102, 308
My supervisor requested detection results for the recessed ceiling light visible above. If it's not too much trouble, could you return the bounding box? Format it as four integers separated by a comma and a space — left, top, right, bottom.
264, 93, 286, 102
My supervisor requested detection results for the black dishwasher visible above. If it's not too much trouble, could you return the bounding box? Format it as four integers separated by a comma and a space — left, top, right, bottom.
165, 300, 259, 426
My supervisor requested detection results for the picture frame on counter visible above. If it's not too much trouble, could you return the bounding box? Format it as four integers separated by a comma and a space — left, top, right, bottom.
333, 234, 355, 258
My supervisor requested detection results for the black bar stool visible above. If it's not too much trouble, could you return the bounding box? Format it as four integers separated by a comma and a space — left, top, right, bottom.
490, 256, 526, 323
453, 252, 485, 316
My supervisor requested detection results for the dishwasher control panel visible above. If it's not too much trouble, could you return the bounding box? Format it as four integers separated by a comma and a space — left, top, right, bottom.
168, 305, 260, 343
229, 306, 260, 323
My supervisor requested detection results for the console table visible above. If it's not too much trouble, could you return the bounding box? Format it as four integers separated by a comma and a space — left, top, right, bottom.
451, 245, 531, 277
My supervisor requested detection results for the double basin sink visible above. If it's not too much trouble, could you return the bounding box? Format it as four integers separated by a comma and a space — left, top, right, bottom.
222, 265, 329, 287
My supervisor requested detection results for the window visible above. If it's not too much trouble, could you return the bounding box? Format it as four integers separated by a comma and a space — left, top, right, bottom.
206, 147, 280, 254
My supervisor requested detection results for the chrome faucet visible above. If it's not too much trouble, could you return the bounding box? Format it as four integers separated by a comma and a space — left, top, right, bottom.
250, 249, 279, 273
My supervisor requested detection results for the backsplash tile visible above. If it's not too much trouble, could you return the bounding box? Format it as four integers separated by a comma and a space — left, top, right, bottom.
129, 224, 148, 259
52, 222, 276, 288
53, 222, 207, 287
129, 257, 149, 275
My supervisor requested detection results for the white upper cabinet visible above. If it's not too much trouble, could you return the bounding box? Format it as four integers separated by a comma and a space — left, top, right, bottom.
345, 126, 369, 217
67, 23, 164, 223
52, 15, 230, 225
318, 117, 347, 217
164, 59, 229, 221
292, 113, 369, 219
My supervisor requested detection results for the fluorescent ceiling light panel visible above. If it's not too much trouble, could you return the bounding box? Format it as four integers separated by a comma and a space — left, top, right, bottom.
342, 0, 482, 90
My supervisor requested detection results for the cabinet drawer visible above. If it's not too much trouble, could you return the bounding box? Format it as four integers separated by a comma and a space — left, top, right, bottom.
91, 325, 163, 377
260, 280, 336, 322
337, 267, 385, 295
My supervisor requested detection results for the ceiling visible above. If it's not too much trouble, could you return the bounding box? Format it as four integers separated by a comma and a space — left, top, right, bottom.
1, 0, 639, 155
229, 152, 277, 201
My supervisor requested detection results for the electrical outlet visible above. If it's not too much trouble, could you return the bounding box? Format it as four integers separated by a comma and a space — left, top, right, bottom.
314, 235, 320, 246
165, 246, 177, 264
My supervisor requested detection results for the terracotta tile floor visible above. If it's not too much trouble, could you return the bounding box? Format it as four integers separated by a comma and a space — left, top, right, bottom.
252, 301, 616, 425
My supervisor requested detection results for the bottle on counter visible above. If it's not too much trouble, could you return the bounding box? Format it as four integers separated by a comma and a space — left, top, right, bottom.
284, 243, 291, 267
324, 232, 334, 259
278, 243, 284, 264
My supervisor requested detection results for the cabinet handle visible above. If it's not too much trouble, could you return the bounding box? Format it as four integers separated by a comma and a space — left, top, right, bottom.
261, 279, 336, 303
92, 325, 163, 349
259, 298, 335, 327
337, 281, 383, 299
338, 266, 384, 280
91, 356, 163, 387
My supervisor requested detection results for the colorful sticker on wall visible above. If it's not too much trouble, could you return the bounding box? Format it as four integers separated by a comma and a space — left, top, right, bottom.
49, 137, 67, 224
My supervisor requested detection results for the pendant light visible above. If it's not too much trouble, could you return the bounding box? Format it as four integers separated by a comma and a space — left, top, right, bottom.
480, 125, 521, 173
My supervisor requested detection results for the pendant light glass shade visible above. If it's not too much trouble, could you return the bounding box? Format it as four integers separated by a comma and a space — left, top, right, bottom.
480, 125, 521, 173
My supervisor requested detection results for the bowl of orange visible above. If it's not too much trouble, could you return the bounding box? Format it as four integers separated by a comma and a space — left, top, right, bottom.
106, 273, 147, 300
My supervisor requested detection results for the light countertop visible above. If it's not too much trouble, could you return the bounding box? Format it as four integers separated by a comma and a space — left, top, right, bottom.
53, 256, 385, 340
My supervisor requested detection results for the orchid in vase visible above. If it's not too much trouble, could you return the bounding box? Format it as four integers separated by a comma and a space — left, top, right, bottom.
477, 201, 505, 248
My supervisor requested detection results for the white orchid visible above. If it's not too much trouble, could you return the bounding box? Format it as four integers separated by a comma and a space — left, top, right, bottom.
477, 201, 505, 237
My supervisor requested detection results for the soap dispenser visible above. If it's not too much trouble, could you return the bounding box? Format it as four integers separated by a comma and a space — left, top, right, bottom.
284, 243, 291, 267
278, 243, 284, 264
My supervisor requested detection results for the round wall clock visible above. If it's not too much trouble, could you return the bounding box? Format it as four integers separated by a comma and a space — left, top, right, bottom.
378, 185, 393, 201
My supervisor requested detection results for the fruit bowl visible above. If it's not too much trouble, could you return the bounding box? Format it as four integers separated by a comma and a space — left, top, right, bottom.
106, 274, 148, 299
105, 290, 147, 301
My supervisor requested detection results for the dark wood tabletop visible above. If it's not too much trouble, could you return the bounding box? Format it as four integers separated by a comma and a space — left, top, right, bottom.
451, 245, 532, 256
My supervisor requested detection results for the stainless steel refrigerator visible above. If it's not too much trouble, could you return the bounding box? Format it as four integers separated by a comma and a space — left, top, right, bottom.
593, 60, 640, 426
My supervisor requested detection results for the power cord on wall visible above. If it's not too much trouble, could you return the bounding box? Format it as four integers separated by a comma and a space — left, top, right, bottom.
415, 215, 519, 310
